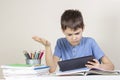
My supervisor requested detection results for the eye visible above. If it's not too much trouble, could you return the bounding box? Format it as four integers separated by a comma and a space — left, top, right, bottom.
75, 32, 80, 35
68, 34, 72, 36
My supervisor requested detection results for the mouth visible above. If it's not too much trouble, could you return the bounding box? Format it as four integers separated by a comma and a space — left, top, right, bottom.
71, 41, 79, 45
72, 41, 79, 43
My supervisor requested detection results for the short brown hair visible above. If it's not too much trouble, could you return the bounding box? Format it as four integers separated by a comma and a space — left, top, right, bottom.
61, 9, 84, 31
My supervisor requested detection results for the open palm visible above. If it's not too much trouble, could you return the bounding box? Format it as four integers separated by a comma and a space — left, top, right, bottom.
32, 36, 51, 46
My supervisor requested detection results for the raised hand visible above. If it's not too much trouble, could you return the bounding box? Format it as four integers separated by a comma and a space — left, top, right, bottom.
32, 36, 51, 47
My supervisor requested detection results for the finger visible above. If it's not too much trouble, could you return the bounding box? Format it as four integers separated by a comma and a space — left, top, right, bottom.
87, 61, 95, 65
32, 36, 39, 40
93, 59, 99, 63
85, 64, 94, 68
32, 36, 44, 43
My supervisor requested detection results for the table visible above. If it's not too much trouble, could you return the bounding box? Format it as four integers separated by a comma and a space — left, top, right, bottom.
0, 75, 120, 80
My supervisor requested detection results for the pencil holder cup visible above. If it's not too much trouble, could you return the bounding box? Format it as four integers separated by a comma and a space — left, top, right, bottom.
26, 59, 41, 66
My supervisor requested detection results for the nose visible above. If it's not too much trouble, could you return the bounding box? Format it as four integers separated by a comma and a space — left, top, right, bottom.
72, 35, 77, 40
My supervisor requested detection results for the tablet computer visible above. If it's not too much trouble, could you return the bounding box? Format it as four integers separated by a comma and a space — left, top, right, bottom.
58, 55, 95, 71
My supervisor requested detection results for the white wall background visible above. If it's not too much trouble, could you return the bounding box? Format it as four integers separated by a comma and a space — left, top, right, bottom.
0, 0, 120, 74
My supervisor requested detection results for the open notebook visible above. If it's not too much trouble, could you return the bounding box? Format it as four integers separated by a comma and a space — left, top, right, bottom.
56, 68, 120, 76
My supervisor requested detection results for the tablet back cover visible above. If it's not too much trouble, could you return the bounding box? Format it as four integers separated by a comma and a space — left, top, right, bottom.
58, 55, 94, 71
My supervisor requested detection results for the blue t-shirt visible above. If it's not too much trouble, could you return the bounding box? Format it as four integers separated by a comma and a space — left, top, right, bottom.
54, 37, 104, 61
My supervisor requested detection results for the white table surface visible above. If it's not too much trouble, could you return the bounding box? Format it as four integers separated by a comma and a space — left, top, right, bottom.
1, 75, 120, 80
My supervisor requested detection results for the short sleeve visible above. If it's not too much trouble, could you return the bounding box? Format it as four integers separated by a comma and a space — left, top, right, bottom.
54, 39, 62, 58
91, 38, 104, 60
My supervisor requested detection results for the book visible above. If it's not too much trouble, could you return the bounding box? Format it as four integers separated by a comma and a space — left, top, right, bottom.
1, 64, 49, 70
1, 64, 33, 69
85, 68, 120, 75
56, 67, 89, 76
1, 64, 50, 78
56, 67, 120, 76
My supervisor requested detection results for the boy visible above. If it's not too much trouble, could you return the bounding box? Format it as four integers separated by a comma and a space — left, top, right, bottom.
32, 9, 114, 73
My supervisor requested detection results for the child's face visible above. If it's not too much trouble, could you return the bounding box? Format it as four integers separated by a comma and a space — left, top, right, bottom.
63, 27, 83, 46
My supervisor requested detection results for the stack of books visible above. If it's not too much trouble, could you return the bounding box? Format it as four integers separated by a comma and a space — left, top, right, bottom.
1, 64, 50, 78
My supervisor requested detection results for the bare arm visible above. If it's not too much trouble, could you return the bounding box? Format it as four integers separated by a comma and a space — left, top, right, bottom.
45, 46, 60, 73
32, 36, 59, 73
99, 55, 114, 70
85, 55, 114, 70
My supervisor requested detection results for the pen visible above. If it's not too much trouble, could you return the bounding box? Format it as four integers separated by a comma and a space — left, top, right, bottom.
23, 50, 31, 59
31, 52, 34, 59
34, 51, 39, 59
39, 51, 44, 59
34, 66, 49, 70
